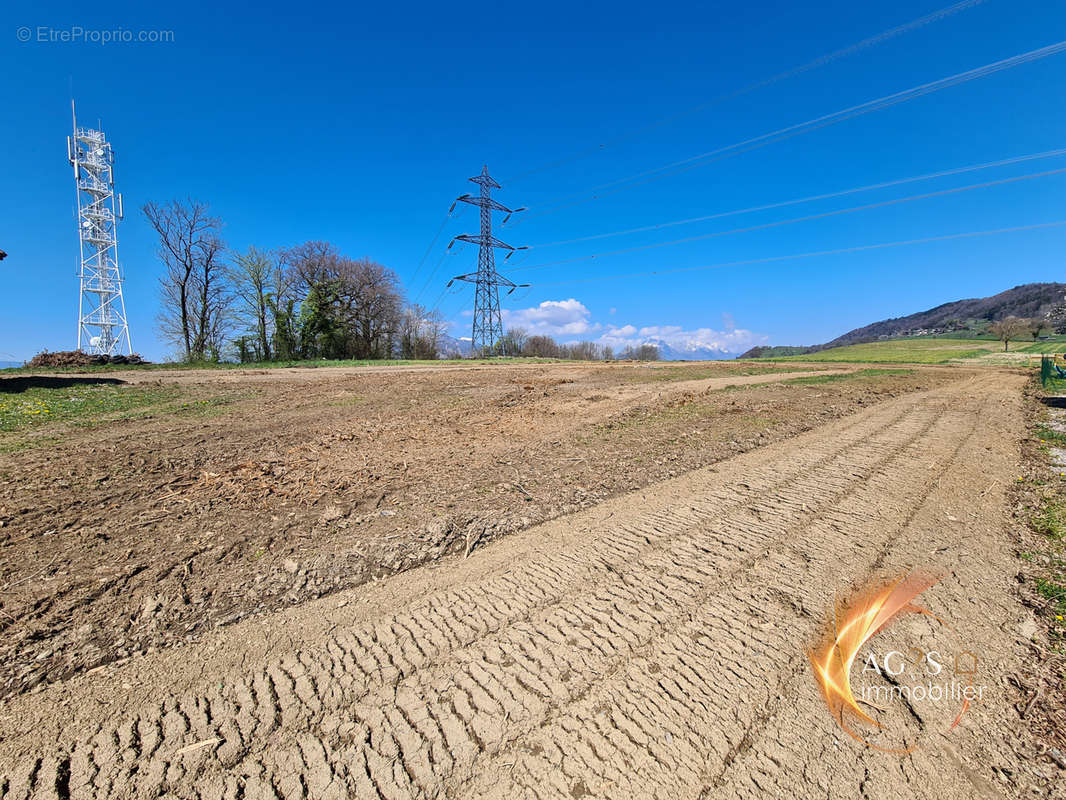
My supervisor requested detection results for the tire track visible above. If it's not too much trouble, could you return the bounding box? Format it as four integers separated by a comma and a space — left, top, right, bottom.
699, 378, 1022, 800
459, 386, 993, 799
0, 374, 1020, 800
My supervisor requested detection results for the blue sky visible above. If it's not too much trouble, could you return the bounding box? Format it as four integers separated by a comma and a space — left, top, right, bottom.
2, 0, 1065, 360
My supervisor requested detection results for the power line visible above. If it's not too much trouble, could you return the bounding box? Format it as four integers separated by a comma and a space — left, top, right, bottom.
426, 283, 451, 316
511, 166, 1066, 272
504, 0, 988, 184
408, 209, 454, 288
534, 220, 1066, 287
413, 204, 480, 306
413, 246, 456, 305
511, 39, 1066, 224
523, 147, 1066, 250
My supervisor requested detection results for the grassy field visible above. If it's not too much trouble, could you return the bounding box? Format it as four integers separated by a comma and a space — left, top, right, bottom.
745, 335, 1066, 364
750, 338, 1000, 363
1014, 340, 1066, 353
0, 383, 182, 432
0, 381, 243, 454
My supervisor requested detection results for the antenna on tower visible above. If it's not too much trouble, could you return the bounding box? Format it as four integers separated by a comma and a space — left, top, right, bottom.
446, 166, 529, 356
69, 103, 132, 355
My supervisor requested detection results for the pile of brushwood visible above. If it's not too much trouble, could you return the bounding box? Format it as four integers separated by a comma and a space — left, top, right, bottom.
25, 350, 148, 368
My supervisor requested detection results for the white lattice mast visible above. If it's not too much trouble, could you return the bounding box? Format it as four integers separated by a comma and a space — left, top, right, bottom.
68, 101, 132, 355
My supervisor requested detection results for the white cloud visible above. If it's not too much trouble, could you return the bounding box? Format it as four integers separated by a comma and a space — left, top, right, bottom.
487, 298, 768, 358
501, 298, 601, 336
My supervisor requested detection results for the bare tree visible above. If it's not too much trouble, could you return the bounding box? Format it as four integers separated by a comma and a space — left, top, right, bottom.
619, 343, 661, 361
565, 341, 600, 360
281, 241, 342, 294
638, 343, 661, 361
226, 246, 283, 361
144, 199, 228, 361
400, 304, 447, 359
341, 258, 404, 359
990, 316, 1029, 352
523, 335, 561, 359
497, 327, 529, 357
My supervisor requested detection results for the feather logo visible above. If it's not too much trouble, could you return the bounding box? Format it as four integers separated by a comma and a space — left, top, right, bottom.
809, 572, 973, 753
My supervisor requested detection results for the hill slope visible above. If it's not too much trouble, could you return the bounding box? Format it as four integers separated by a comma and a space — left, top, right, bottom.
824, 282, 1066, 347
741, 282, 1066, 358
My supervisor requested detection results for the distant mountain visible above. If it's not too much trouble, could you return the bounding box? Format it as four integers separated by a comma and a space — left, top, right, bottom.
823, 282, 1066, 348
0, 361, 22, 370
642, 339, 736, 361
438, 335, 472, 358
738, 282, 1066, 358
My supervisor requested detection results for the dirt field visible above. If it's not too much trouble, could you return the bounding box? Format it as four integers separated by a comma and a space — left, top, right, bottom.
0, 362, 1057, 798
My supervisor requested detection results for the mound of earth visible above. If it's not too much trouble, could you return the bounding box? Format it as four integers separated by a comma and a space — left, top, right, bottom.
25, 350, 148, 367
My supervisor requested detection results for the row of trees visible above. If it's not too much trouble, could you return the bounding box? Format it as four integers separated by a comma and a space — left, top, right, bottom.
143, 198, 664, 364
143, 199, 450, 363
497, 329, 659, 361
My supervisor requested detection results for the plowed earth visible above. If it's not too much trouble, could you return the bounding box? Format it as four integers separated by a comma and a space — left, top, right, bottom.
0, 363, 1049, 798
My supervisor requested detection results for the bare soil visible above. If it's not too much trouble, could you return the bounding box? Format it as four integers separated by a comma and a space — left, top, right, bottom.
0, 362, 1053, 798
0, 361, 924, 699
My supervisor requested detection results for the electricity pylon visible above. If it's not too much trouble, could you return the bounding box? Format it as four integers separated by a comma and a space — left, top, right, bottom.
68, 101, 132, 355
447, 166, 528, 355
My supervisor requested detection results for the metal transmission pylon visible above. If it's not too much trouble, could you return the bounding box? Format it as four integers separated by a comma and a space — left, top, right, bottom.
446, 166, 529, 355
68, 102, 132, 355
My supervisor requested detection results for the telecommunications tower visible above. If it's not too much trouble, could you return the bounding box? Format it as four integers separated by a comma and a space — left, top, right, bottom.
68, 102, 132, 355
447, 166, 528, 355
